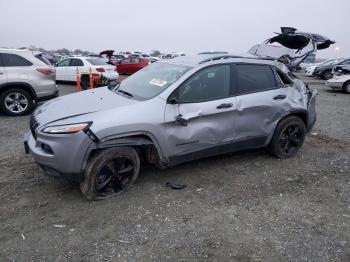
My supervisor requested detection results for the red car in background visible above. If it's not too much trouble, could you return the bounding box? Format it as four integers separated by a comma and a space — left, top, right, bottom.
115, 57, 150, 75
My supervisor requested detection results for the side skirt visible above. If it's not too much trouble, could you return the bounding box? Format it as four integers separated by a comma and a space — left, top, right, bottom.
168, 136, 267, 167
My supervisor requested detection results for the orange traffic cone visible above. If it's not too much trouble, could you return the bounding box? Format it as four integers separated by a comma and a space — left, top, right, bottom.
76, 67, 81, 91
89, 68, 94, 89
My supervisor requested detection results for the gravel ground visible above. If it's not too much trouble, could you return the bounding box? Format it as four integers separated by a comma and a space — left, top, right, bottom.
0, 76, 349, 261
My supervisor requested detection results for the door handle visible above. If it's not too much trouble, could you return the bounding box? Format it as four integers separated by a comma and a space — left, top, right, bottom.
216, 103, 233, 109
273, 95, 286, 100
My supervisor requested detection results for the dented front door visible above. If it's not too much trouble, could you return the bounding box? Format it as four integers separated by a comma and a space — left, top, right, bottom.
164, 64, 236, 157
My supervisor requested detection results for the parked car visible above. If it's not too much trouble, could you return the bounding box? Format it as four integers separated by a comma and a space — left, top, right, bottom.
162, 53, 186, 59
25, 54, 317, 200
332, 63, 350, 76
99, 50, 126, 65
115, 57, 150, 74
305, 59, 336, 76
326, 74, 350, 93
0, 49, 57, 116
313, 58, 350, 80
55, 57, 118, 82
111, 54, 126, 64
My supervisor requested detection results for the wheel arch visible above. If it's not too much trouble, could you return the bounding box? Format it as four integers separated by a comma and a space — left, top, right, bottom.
81, 132, 168, 173
0, 82, 37, 100
342, 80, 350, 92
266, 110, 309, 145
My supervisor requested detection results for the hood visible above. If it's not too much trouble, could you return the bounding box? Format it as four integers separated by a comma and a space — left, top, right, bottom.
248, 27, 335, 70
34, 87, 137, 126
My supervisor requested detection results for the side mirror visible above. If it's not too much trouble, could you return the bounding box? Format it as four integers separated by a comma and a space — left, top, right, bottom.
168, 97, 179, 104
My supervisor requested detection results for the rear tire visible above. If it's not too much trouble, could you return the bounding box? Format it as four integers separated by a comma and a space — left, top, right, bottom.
80, 147, 140, 201
268, 116, 306, 158
343, 81, 350, 94
0, 88, 33, 116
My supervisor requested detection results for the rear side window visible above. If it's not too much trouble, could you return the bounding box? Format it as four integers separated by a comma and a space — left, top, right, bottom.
178, 65, 231, 103
0, 53, 33, 67
236, 64, 276, 95
35, 53, 52, 65
70, 58, 84, 66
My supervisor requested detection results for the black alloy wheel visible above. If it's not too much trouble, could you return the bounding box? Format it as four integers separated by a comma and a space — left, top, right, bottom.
80, 147, 140, 200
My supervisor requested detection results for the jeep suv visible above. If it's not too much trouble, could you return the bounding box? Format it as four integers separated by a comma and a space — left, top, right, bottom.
25, 55, 317, 200
0, 49, 58, 116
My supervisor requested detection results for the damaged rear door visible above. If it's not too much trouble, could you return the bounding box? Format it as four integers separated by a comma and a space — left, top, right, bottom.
232, 63, 288, 144
248, 27, 335, 70
164, 64, 237, 159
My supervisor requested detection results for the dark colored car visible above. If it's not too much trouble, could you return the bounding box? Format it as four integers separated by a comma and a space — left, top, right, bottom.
115, 58, 150, 74
313, 58, 350, 80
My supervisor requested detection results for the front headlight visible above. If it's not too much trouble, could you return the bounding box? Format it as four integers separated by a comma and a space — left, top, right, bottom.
42, 122, 91, 134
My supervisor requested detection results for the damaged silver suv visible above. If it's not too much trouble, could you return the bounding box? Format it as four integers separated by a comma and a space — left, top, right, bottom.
25, 54, 317, 200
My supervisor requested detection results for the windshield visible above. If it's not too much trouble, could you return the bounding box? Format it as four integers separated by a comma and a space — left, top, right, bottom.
86, 58, 108, 65
114, 62, 190, 100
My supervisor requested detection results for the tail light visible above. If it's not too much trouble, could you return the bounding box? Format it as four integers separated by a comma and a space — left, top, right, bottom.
36, 67, 55, 75
95, 68, 105, 72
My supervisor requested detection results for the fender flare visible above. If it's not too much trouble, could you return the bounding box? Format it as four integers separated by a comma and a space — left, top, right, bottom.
0, 82, 37, 100
265, 109, 309, 145
81, 131, 168, 173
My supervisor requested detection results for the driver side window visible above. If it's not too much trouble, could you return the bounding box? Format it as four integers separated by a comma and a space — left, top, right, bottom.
178, 65, 230, 103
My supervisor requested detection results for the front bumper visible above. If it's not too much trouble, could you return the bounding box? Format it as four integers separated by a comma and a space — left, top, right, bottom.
325, 81, 343, 89
24, 130, 93, 182
37, 89, 59, 102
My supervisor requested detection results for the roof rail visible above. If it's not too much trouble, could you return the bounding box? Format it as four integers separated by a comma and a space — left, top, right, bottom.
198, 54, 277, 64
199, 55, 243, 64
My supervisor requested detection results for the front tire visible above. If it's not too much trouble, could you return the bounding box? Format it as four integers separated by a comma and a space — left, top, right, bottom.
80, 147, 140, 200
268, 116, 306, 158
0, 88, 33, 116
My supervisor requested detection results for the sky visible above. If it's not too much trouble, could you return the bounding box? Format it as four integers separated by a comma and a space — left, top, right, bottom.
0, 0, 349, 59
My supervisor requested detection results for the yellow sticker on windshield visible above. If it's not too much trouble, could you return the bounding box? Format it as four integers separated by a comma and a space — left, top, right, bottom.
149, 79, 167, 87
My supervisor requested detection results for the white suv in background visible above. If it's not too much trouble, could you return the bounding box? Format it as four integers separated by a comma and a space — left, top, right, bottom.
0, 49, 57, 116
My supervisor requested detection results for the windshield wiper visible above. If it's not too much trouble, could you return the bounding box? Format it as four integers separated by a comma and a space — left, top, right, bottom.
117, 89, 134, 97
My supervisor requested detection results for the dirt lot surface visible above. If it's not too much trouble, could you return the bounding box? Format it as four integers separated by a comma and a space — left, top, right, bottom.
0, 76, 349, 261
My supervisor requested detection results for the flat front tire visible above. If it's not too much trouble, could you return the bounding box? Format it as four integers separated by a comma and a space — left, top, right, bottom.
268, 116, 306, 158
80, 147, 140, 200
